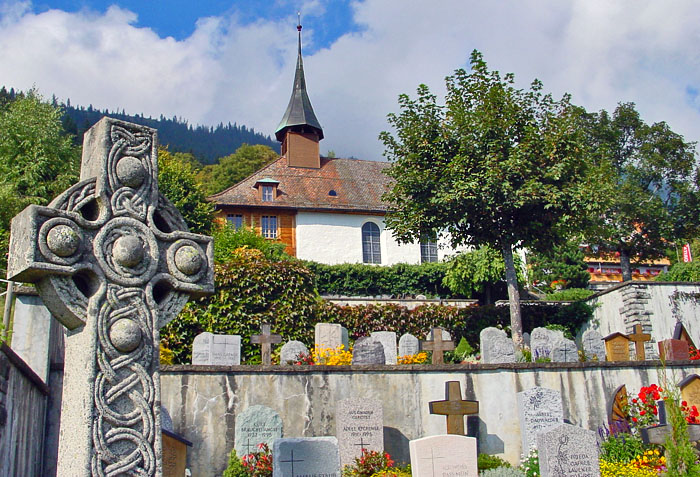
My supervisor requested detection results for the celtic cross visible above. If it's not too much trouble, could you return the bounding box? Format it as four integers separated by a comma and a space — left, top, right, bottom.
7, 118, 214, 476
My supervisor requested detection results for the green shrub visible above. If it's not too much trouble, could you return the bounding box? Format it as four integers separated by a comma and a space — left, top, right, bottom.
303, 261, 453, 298
479, 468, 525, 477
478, 453, 511, 470
213, 224, 288, 262
598, 431, 646, 463
656, 261, 700, 282
545, 288, 595, 301
222, 449, 248, 477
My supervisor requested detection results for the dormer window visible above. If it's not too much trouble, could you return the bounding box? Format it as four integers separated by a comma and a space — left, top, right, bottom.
255, 178, 279, 202
262, 185, 274, 202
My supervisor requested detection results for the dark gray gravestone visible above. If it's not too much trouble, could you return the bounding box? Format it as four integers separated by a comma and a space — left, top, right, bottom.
517, 387, 564, 452
352, 338, 386, 365
235, 405, 283, 456
536, 424, 599, 477
273, 437, 340, 477
336, 398, 383, 469
582, 329, 606, 361
280, 340, 309, 365
551, 338, 579, 363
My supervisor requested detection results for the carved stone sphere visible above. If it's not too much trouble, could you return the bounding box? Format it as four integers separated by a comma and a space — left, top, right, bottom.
116, 156, 146, 188
113, 235, 144, 268
46, 224, 80, 257
109, 319, 142, 353
174, 245, 202, 275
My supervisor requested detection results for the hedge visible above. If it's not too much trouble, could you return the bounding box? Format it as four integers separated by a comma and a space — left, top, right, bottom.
302, 261, 455, 298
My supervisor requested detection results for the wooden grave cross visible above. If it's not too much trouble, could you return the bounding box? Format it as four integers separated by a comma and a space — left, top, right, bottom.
628, 324, 652, 360
251, 323, 282, 365
429, 381, 479, 435
421, 327, 455, 364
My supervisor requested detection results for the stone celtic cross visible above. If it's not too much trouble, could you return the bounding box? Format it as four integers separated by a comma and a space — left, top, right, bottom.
7, 118, 214, 476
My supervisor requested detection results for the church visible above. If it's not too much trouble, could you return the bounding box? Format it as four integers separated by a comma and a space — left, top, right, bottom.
209, 24, 457, 265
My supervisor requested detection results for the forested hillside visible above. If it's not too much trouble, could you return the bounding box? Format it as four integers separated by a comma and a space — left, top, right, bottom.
1, 86, 279, 164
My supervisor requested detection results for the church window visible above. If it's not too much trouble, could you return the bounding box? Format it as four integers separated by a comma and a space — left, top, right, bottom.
362, 222, 381, 264
420, 236, 438, 263
262, 185, 274, 202
262, 216, 277, 238
227, 214, 243, 230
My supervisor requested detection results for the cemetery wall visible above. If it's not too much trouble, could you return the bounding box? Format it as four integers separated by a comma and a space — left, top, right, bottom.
583, 282, 700, 354
0, 343, 49, 477
160, 361, 699, 477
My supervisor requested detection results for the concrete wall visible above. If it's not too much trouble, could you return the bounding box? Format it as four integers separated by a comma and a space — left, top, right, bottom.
582, 282, 700, 358
161, 361, 699, 477
295, 211, 460, 265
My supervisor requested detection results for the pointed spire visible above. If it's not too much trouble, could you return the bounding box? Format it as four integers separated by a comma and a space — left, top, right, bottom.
275, 15, 323, 142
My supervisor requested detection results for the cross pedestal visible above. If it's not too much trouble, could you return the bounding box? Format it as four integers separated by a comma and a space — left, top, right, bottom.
429, 381, 479, 435
421, 327, 455, 364
251, 323, 282, 365
629, 324, 652, 360
7, 118, 214, 476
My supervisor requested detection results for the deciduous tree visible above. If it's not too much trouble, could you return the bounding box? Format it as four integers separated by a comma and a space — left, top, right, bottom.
380, 51, 607, 347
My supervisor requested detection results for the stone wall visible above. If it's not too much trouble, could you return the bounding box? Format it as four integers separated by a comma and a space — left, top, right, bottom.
161, 361, 698, 477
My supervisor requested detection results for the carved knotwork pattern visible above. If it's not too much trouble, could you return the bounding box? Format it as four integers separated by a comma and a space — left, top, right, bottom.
108, 125, 154, 221
92, 286, 156, 477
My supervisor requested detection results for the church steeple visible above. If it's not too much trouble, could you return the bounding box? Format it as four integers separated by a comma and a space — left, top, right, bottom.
276, 17, 324, 168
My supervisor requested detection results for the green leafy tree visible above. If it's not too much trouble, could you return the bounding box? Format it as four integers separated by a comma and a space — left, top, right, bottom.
579, 103, 700, 281
527, 241, 590, 292
212, 224, 288, 263
655, 261, 700, 282
380, 51, 607, 347
0, 91, 80, 270
157, 148, 214, 235
199, 144, 278, 196
443, 246, 523, 304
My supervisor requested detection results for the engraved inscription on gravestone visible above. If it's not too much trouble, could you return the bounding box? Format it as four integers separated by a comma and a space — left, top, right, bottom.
398, 333, 419, 357
7, 118, 214, 476
192, 332, 241, 365
517, 387, 564, 452
479, 327, 515, 364
604, 333, 631, 361
582, 329, 606, 361
531, 327, 564, 361
315, 323, 349, 351
235, 405, 283, 456
336, 398, 383, 469
409, 435, 478, 477
537, 424, 599, 477
551, 338, 578, 363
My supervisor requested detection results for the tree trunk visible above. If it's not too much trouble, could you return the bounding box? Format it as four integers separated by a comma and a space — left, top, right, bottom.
620, 249, 633, 282
502, 243, 524, 349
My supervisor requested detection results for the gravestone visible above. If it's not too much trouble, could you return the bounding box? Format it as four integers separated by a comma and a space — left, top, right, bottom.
235, 405, 283, 456
582, 329, 606, 361
628, 324, 652, 360
6, 118, 214, 476
673, 322, 696, 348
517, 387, 564, 452
251, 323, 282, 365
531, 327, 564, 361
280, 340, 309, 365
429, 381, 478, 435
192, 332, 241, 365
679, 374, 700, 410
315, 323, 349, 351
426, 328, 451, 341
551, 338, 578, 363
398, 333, 420, 357
604, 332, 631, 361
162, 430, 192, 477
10, 293, 53, 381
273, 437, 340, 477
422, 327, 455, 364
409, 435, 478, 477
479, 327, 516, 364
336, 398, 383, 469
658, 339, 689, 361
536, 424, 599, 477
161, 405, 174, 432
352, 338, 385, 365
523, 332, 531, 348
370, 331, 397, 364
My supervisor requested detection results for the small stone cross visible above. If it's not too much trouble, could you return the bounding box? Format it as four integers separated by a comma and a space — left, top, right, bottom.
251, 323, 282, 365
7, 118, 214, 476
429, 381, 479, 435
629, 324, 652, 360
421, 448, 446, 476
280, 449, 304, 476
353, 436, 369, 450
421, 327, 454, 364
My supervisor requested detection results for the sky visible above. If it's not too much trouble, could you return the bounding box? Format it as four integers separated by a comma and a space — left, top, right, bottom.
1, 1, 700, 160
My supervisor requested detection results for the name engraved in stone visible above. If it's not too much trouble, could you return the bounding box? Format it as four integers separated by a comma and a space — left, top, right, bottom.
441, 463, 470, 476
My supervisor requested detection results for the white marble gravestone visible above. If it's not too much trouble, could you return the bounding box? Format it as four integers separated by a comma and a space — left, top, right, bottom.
517, 387, 564, 452
280, 340, 309, 365
336, 398, 383, 468
191, 332, 241, 365
409, 435, 478, 477
315, 323, 349, 351
398, 333, 420, 357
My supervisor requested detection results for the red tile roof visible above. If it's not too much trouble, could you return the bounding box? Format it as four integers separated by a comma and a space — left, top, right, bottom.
209, 156, 392, 213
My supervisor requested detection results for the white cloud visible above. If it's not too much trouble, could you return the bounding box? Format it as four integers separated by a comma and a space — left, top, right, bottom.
1, 0, 700, 160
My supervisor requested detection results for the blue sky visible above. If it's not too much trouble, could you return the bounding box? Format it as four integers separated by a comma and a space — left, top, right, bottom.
2, 1, 700, 160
